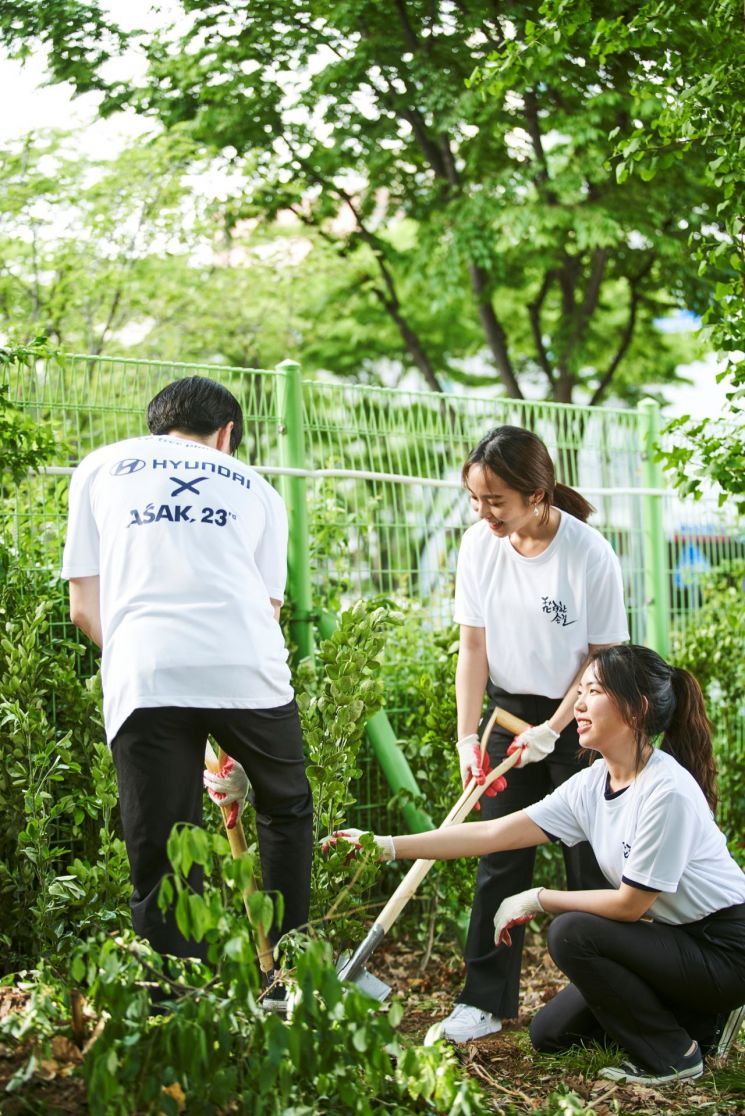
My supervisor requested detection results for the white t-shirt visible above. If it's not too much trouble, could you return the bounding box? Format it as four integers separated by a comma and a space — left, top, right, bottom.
526, 749, 745, 924
62, 434, 294, 740
454, 511, 629, 697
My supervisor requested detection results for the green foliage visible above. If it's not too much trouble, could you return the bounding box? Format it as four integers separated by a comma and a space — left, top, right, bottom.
0, 0, 127, 93
505, 1, 745, 495
0, 340, 58, 485
300, 600, 403, 946
658, 414, 745, 513
0, 129, 221, 358
0, 2, 720, 403
0, 564, 129, 968
2, 824, 489, 1115
670, 560, 745, 849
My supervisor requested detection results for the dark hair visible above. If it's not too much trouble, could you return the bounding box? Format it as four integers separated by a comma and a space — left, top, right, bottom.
147, 377, 244, 453
590, 644, 717, 811
462, 425, 594, 523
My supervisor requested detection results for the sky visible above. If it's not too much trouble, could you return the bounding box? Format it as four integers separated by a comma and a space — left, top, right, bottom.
0, 1, 736, 420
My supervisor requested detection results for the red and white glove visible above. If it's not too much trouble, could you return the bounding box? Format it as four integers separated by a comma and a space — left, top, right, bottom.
203, 756, 249, 830
493, 887, 545, 947
319, 828, 396, 861
456, 733, 484, 789
457, 735, 508, 812
507, 721, 559, 766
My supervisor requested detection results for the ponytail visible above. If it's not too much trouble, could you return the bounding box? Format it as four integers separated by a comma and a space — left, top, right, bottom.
661, 668, 718, 813
553, 482, 595, 524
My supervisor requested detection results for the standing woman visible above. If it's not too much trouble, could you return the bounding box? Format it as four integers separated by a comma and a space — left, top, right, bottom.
344, 646, 745, 1083
443, 425, 629, 1042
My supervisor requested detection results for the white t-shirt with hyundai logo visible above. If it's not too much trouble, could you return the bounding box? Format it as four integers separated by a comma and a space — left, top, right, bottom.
526, 749, 745, 923
454, 511, 629, 698
62, 435, 294, 741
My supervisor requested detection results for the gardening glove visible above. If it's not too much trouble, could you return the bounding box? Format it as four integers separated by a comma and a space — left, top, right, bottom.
481, 749, 508, 798
493, 887, 545, 947
203, 756, 249, 830
507, 721, 559, 767
456, 733, 485, 789
319, 828, 396, 862
458, 736, 509, 812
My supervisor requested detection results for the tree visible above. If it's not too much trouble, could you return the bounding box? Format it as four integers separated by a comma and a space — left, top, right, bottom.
0, 129, 208, 355
0, 0, 717, 403
499, 0, 745, 502
0, 129, 352, 371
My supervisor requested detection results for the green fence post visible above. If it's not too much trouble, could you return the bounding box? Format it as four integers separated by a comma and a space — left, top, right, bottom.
638, 398, 670, 657
275, 359, 314, 661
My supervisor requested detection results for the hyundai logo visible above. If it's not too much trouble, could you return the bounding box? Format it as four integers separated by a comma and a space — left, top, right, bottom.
110, 458, 146, 476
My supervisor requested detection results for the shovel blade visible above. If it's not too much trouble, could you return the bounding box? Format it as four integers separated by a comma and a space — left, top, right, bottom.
335, 949, 392, 1002
352, 968, 392, 1002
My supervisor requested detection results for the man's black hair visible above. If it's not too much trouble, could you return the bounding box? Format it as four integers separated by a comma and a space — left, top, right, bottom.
147, 377, 244, 453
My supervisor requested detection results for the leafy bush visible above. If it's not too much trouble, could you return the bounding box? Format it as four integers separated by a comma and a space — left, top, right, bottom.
670, 559, 745, 852
2, 824, 490, 1115
301, 600, 404, 948
0, 562, 129, 969
0, 339, 58, 487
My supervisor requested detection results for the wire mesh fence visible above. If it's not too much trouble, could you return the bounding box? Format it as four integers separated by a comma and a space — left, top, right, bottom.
3, 352, 744, 832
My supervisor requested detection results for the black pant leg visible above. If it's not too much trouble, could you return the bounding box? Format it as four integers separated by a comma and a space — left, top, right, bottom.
111, 707, 209, 960
459, 715, 552, 1016
530, 982, 608, 1052
459, 690, 594, 1018
546, 910, 745, 1072
210, 700, 313, 942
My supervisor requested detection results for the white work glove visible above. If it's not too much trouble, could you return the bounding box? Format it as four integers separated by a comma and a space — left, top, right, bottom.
493, 887, 545, 947
203, 756, 249, 830
456, 733, 485, 789
507, 721, 559, 766
319, 828, 396, 862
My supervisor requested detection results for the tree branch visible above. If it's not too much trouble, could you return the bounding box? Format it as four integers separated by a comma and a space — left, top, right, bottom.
393, 0, 420, 54
527, 271, 556, 387
590, 257, 655, 406
284, 142, 445, 391
468, 261, 523, 398
559, 246, 609, 369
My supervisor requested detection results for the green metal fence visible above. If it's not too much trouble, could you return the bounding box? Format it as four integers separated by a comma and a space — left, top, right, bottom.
3, 352, 744, 830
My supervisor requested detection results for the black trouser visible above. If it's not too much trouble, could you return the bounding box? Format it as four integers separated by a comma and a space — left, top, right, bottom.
111, 702, 313, 960
530, 905, 745, 1071
459, 686, 608, 1018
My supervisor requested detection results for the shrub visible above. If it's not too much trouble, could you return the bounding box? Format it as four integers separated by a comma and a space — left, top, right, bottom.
0, 564, 129, 969
670, 559, 745, 854
2, 824, 490, 1115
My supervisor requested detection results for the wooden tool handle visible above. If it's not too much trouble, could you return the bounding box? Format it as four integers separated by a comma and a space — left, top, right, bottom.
481, 705, 531, 742
205, 742, 274, 974
375, 705, 529, 934
445, 703, 531, 824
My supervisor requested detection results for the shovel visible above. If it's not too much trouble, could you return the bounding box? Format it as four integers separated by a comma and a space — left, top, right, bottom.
204, 742, 275, 980
336, 704, 530, 1000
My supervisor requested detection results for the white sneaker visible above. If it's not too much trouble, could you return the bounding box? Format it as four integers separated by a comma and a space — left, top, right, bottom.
440, 1002, 502, 1042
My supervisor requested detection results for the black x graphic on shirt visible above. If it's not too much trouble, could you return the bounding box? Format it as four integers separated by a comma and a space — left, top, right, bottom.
169, 476, 209, 497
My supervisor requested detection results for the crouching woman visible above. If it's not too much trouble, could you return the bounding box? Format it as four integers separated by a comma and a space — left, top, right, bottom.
338, 645, 745, 1085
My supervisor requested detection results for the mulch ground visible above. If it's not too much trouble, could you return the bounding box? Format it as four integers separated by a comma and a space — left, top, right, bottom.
1, 935, 742, 1114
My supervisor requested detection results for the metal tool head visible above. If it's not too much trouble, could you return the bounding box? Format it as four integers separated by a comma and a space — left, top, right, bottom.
335, 949, 392, 1002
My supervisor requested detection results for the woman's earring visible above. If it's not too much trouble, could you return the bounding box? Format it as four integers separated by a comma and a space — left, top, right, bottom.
533, 504, 540, 517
